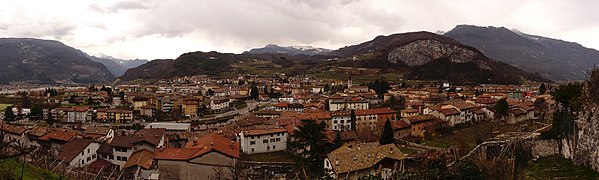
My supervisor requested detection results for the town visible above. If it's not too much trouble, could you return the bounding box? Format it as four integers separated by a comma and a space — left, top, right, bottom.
0, 73, 559, 179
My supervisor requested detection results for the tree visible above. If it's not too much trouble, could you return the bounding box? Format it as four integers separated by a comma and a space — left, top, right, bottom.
367, 79, 391, 98
238, 79, 245, 85
3, 106, 15, 122
86, 96, 94, 105
29, 105, 43, 120
289, 120, 328, 178
119, 91, 126, 101
333, 130, 343, 150
551, 83, 582, 112
350, 109, 357, 131
207, 89, 215, 96
250, 85, 259, 100
20, 92, 32, 108
45, 109, 54, 126
494, 98, 509, 120
539, 83, 546, 95
380, 119, 394, 145
323, 84, 330, 93
263, 86, 269, 95
69, 95, 78, 104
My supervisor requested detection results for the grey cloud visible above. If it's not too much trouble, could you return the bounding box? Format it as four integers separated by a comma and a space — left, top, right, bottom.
89, 1, 148, 14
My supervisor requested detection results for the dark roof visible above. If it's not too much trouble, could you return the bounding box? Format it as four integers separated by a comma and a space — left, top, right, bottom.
85, 127, 111, 135
87, 158, 114, 172
133, 128, 166, 146
97, 143, 113, 154
124, 149, 154, 170
109, 136, 137, 148
57, 139, 93, 163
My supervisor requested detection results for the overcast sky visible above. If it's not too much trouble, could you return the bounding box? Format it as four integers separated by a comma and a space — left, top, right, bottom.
1, 0, 598, 60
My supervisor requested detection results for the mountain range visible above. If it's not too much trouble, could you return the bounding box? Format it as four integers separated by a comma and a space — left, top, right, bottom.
247, 44, 331, 56
2, 24, 596, 84
120, 31, 550, 84
0, 38, 115, 84
89, 55, 148, 77
445, 25, 599, 81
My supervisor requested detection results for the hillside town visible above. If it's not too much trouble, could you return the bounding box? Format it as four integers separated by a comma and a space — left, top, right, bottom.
0, 74, 557, 179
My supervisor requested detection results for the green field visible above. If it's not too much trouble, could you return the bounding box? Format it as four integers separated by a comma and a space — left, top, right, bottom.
0, 103, 12, 111
0, 158, 64, 180
523, 156, 599, 179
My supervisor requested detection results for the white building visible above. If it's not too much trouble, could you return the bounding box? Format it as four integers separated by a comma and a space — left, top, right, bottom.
328, 98, 369, 111
57, 139, 100, 168
330, 110, 352, 131
210, 97, 231, 110
239, 128, 288, 154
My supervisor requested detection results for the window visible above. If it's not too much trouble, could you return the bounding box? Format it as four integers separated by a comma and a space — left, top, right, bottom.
250, 141, 255, 145
251, 136, 254, 139
92, 154, 96, 159
273, 145, 276, 150
276, 138, 281, 142
87, 157, 91, 161
271, 134, 273, 137
270, 139, 275, 142
251, 148, 254, 152
88, 149, 90, 153
263, 139, 268, 143
122, 157, 127, 161
81, 160, 84, 164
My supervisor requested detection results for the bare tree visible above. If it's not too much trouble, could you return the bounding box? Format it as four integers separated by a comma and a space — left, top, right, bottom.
210, 166, 225, 180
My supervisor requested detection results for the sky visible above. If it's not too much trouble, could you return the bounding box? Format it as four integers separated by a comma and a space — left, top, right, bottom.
1, 0, 598, 60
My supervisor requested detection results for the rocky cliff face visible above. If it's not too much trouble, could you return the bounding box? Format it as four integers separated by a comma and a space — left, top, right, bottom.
387, 39, 485, 69
574, 100, 599, 171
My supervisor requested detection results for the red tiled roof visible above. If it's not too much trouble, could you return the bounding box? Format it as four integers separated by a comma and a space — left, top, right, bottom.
124, 149, 154, 170
39, 129, 76, 142
88, 158, 114, 172
1, 124, 27, 135
184, 133, 240, 159
134, 128, 165, 146
57, 138, 93, 163
153, 148, 200, 160
405, 115, 437, 124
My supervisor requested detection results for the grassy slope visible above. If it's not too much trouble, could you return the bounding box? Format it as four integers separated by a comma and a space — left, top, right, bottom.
0, 158, 64, 180
523, 156, 599, 179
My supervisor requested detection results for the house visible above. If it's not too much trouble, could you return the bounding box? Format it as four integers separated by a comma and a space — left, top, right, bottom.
354, 109, 378, 130
328, 97, 369, 111
154, 134, 240, 180
239, 128, 288, 154
429, 107, 461, 127
210, 97, 231, 111
181, 101, 198, 118
25, 126, 51, 148
123, 149, 155, 179
507, 108, 528, 124
273, 102, 304, 112
84, 126, 114, 141
56, 138, 100, 168
39, 129, 77, 157
404, 115, 437, 137
1, 124, 28, 146
67, 107, 89, 123
330, 110, 351, 131
376, 119, 411, 139
107, 109, 133, 123
324, 142, 405, 179
254, 110, 282, 119
98, 129, 165, 169
140, 105, 156, 118
400, 108, 419, 118
133, 96, 149, 111
96, 108, 108, 121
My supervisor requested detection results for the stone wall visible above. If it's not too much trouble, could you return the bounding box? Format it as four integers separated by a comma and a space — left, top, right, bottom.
531, 140, 560, 157
573, 104, 599, 171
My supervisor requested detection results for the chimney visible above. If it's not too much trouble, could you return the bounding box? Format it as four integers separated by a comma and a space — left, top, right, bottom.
335, 159, 339, 165
210, 142, 214, 149
230, 141, 235, 149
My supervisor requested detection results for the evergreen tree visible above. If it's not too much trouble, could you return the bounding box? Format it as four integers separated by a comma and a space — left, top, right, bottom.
350, 109, 357, 131
334, 130, 343, 149
380, 119, 394, 145
289, 120, 328, 178
119, 91, 125, 101
494, 98, 509, 120
250, 85, 259, 100
87, 96, 94, 105
3, 106, 15, 122
29, 105, 43, 120
207, 89, 215, 96
539, 83, 547, 95
323, 84, 330, 93
45, 109, 54, 126
238, 79, 245, 85
263, 86, 269, 95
